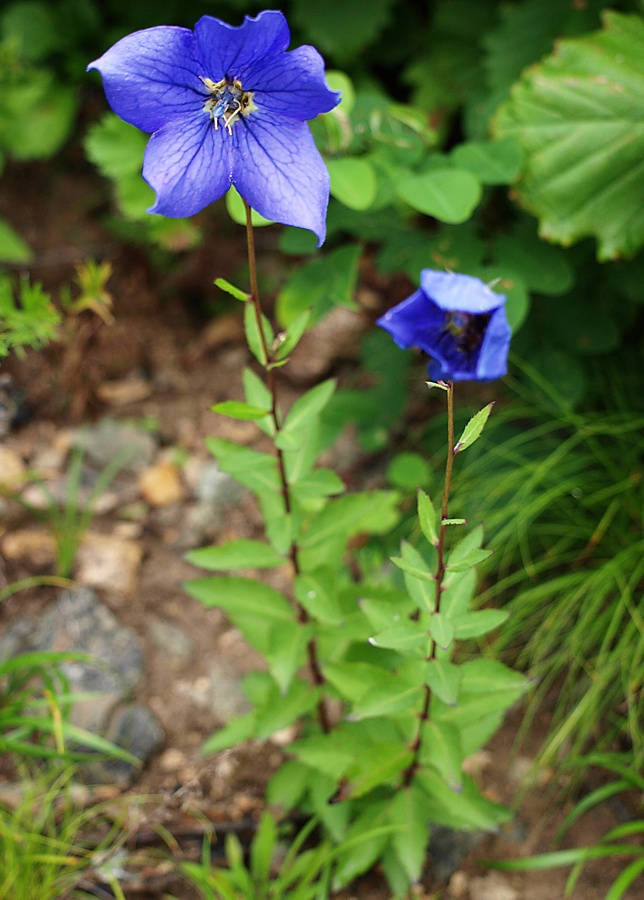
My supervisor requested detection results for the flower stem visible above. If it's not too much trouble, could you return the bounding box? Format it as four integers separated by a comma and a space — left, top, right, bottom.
403, 381, 455, 786
243, 202, 330, 733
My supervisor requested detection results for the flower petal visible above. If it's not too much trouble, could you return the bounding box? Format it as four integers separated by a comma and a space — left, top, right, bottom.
194, 11, 289, 83
245, 46, 340, 120
232, 113, 330, 245
88, 27, 205, 133
420, 269, 504, 314
476, 308, 511, 380
376, 289, 444, 351
143, 112, 232, 217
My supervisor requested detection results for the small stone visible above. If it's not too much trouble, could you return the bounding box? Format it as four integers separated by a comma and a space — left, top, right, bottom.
74, 418, 156, 472
0, 446, 26, 488
159, 748, 188, 773
75, 532, 143, 595
175, 658, 250, 723
88, 703, 165, 785
147, 619, 196, 667
96, 374, 153, 406
469, 872, 519, 900
139, 461, 184, 506
1, 528, 57, 567
447, 872, 469, 900
194, 461, 246, 508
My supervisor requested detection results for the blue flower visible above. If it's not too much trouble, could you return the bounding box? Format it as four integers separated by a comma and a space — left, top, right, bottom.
88, 10, 339, 245
377, 270, 511, 382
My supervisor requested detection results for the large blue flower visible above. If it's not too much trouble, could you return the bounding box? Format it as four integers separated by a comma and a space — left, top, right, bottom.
88, 11, 339, 245
377, 270, 511, 382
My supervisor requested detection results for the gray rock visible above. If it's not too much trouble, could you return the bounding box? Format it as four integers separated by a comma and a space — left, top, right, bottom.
147, 619, 196, 668
195, 461, 246, 508
428, 826, 486, 883
84, 703, 165, 785
73, 418, 156, 472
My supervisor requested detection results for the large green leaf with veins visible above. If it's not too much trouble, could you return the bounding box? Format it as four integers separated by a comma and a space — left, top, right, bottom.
494, 12, 644, 260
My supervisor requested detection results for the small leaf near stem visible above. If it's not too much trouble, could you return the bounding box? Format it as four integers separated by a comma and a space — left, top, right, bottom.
404, 381, 456, 786
454, 402, 495, 454
243, 201, 330, 733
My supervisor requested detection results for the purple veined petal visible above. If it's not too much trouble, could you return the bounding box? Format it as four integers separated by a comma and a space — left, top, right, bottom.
142, 111, 232, 218
420, 269, 504, 315
194, 11, 289, 83
476, 307, 511, 380
376, 289, 445, 351
88, 27, 205, 133
232, 112, 330, 245
242, 46, 340, 120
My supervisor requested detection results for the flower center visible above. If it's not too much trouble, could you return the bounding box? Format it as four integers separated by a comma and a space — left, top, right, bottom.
444, 311, 491, 356
200, 77, 254, 134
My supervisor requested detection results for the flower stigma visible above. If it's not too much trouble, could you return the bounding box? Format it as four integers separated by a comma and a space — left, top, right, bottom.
201, 76, 255, 134
444, 311, 491, 357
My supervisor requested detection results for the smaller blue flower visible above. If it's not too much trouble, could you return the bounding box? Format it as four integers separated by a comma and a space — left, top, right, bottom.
377, 270, 511, 382
87, 10, 339, 245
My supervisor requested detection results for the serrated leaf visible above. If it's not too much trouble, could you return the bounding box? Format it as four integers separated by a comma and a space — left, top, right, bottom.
214, 277, 249, 302
425, 658, 460, 706
452, 609, 509, 639
428, 614, 454, 650
446, 548, 492, 573
454, 402, 494, 453
397, 169, 482, 224
186, 539, 284, 571
391, 553, 435, 584
494, 11, 644, 259
211, 400, 271, 421
417, 489, 438, 545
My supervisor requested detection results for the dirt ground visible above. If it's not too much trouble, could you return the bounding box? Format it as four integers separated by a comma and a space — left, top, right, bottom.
1, 152, 642, 899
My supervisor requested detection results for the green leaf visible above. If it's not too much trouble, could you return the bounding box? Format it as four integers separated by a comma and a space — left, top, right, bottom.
211, 400, 271, 421
267, 621, 313, 695
322, 661, 391, 703
242, 367, 273, 434
226, 186, 273, 227
347, 743, 413, 797
202, 713, 257, 753
420, 719, 464, 792
295, 571, 343, 625
291, 0, 397, 60
214, 277, 249, 302
266, 759, 311, 810
243, 301, 273, 366
350, 677, 423, 720
425, 658, 460, 706
275, 379, 336, 450
451, 137, 523, 184
386, 786, 431, 885
328, 157, 378, 210
274, 308, 311, 360
416, 770, 512, 831
429, 614, 454, 650
369, 624, 427, 652
397, 169, 482, 224
493, 218, 574, 296
0, 219, 33, 264
417, 489, 439, 545
400, 543, 437, 613
205, 438, 280, 497
494, 12, 644, 259
254, 677, 321, 739
300, 490, 400, 549
452, 609, 509, 639
291, 469, 344, 508
454, 402, 494, 453
459, 658, 529, 697
391, 551, 435, 584
250, 812, 277, 885
386, 452, 432, 491
185, 540, 284, 571
276, 244, 361, 326
446, 525, 484, 570
184, 576, 293, 655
